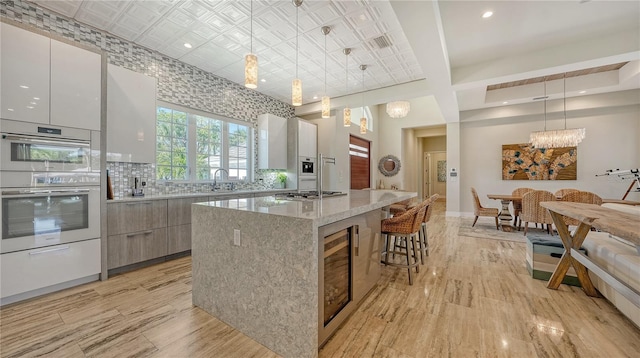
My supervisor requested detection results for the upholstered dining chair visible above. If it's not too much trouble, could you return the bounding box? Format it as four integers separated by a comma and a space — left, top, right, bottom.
554, 188, 579, 198
512, 187, 534, 230
520, 190, 556, 235
470, 187, 499, 229
382, 200, 428, 285
559, 191, 603, 226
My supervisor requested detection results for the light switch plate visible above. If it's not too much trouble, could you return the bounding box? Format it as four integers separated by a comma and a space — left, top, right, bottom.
233, 229, 241, 246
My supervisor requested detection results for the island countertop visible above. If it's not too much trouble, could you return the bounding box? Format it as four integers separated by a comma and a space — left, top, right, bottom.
194, 189, 416, 226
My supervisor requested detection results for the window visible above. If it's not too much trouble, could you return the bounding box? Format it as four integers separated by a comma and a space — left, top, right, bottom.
156, 103, 253, 182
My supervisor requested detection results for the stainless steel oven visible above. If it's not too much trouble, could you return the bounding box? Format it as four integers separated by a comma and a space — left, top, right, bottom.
1, 119, 94, 173
1, 185, 100, 254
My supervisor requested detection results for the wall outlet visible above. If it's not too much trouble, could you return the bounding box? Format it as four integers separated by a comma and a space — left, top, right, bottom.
233, 229, 241, 246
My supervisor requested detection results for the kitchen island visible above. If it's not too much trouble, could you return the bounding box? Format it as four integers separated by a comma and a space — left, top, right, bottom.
191, 189, 416, 358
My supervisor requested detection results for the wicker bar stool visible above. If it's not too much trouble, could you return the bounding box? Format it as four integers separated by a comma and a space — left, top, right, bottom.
389, 198, 413, 216
382, 202, 428, 285
417, 194, 439, 264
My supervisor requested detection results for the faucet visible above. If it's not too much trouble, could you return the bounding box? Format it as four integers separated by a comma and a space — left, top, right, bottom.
212, 168, 230, 191
318, 153, 336, 199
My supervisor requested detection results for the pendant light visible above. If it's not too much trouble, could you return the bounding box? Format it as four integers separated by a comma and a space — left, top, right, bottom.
291, 0, 303, 106
321, 26, 331, 118
244, 0, 257, 89
343, 48, 352, 127
530, 74, 586, 148
359, 64, 367, 134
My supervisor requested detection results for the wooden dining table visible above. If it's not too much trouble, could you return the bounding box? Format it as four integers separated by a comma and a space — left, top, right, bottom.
486, 194, 521, 232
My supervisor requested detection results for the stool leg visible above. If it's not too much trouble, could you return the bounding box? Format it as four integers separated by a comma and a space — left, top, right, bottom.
406, 236, 413, 285
412, 233, 419, 273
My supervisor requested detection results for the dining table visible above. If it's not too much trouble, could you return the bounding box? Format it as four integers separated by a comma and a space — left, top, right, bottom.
486, 194, 521, 232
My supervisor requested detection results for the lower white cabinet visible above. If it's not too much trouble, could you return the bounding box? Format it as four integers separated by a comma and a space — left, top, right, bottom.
0, 239, 101, 299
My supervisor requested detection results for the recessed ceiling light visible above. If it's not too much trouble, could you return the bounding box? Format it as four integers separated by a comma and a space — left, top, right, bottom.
19, 85, 29, 89
260, 79, 266, 83
30, 101, 37, 105
579, 90, 586, 94
33, 97, 40, 100
503, 101, 508, 104
482, 11, 493, 18
26, 106, 34, 109
313, 95, 318, 100
184, 43, 192, 49
7, 108, 14, 111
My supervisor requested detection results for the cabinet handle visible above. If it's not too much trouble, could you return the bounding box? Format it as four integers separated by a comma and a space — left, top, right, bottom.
125, 202, 152, 206
126, 230, 153, 237
29, 245, 70, 255
354, 225, 360, 257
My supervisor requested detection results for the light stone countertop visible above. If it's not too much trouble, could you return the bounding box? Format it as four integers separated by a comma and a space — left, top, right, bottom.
106, 188, 289, 203
195, 189, 417, 227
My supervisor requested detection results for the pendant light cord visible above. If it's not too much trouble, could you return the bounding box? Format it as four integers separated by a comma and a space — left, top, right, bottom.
295, 4, 299, 79
563, 73, 567, 130
250, 0, 253, 54
543, 78, 547, 131
324, 31, 327, 94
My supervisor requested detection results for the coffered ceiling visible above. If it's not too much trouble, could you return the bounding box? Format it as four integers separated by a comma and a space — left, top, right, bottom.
29, 0, 640, 118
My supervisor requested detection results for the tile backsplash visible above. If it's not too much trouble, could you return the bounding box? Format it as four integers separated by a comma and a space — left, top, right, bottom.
2, 0, 296, 198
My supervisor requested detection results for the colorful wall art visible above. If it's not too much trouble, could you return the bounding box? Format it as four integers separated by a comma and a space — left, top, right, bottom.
502, 143, 577, 180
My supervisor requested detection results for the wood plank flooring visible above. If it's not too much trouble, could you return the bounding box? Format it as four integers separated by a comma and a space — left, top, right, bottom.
2, 201, 639, 357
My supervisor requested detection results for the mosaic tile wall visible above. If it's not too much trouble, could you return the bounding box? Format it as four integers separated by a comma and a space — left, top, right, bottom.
1, 0, 295, 198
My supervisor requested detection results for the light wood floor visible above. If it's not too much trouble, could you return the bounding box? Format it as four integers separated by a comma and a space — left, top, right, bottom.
2, 201, 639, 357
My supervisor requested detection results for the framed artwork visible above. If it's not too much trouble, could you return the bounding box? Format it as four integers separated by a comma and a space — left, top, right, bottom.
502, 143, 577, 180
437, 160, 447, 182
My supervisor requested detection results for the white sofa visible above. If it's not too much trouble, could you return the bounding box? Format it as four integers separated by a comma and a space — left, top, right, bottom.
581, 203, 640, 327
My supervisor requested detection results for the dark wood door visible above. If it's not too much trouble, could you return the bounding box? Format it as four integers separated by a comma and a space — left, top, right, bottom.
349, 135, 370, 189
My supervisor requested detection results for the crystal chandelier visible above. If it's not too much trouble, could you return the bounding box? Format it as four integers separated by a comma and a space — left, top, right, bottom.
343, 48, 351, 126
386, 101, 410, 118
291, 0, 303, 106
359, 64, 367, 134
321, 26, 331, 118
530, 74, 585, 148
244, 0, 257, 89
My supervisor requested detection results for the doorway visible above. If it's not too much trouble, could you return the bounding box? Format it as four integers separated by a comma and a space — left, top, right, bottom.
349, 135, 370, 189
424, 151, 446, 199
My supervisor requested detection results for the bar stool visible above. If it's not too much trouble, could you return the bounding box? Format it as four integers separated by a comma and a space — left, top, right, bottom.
381, 202, 427, 285
417, 194, 439, 264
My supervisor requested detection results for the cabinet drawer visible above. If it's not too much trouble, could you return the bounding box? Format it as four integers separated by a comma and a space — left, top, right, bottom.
168, 197, 209, 227
107, 228, 167, 269
107, 200, 167, 235
1, 239, 101, 298
168, 224, 191, 255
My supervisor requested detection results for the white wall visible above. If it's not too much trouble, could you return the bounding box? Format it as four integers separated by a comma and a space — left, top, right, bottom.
459, 91, 640, 215
378, 96, 447, 191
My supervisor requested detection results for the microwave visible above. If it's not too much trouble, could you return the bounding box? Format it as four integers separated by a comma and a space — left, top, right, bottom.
1, 119, 94, 173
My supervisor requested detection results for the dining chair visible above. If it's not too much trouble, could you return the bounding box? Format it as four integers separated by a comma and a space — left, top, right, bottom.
512, 187, 534, 230
554, 188, 579, 198
559, 191, 603, 226
470, 187, 499, 229
520, 190, 556, 235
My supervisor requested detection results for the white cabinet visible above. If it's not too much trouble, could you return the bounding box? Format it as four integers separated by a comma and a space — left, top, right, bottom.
0, 239, 101, 299
298, 119, 317, 158
258, 113, 287, 169
0, 23, 50, 124
0, 23, 102, 130
107, 64, 157, 163
50, 39, 102, 130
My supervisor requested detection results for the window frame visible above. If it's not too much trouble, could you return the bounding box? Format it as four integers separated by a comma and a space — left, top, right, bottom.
156, 101, 254, 183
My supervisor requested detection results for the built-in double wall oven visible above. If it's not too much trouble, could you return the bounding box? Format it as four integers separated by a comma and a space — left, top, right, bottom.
0, 119, 100, 254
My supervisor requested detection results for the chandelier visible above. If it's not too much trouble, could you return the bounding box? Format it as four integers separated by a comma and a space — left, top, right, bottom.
386, 101, 410, 118
530, 74, 585, 148
343, 48, 351, 127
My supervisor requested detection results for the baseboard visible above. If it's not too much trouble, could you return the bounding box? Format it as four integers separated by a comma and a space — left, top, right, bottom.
1, 274, 100, 307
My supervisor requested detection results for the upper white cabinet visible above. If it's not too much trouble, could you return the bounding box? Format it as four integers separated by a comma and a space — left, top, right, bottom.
0, 23, 50, 124
0, 23, 102, 130
106, 64, 157, 163
298, 119, 317, 158
50, 39, 101, 130
258, 113, 287, 169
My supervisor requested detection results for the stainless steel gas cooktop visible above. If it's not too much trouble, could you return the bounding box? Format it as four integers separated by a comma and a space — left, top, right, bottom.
274, 191, 347, 200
